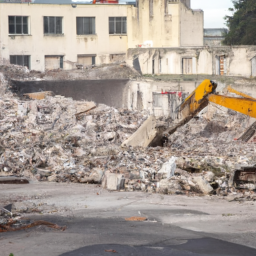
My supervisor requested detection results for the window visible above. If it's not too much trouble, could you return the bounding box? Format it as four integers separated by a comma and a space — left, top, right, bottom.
109, 17, 127, 34
153, 93, 162, 108
44, 17, 62, 34
9, 16, 28, 35
10, 55, 30, 69
45, 56, 63, 70
77, 55, 96, 67
182, 58, 192, 74
76, 17, 95, 35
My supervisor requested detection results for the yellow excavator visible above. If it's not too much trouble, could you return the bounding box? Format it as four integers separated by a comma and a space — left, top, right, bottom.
165, 79, 256, 142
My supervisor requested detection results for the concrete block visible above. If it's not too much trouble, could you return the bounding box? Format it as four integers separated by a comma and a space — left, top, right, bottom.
103, 173, 125, 191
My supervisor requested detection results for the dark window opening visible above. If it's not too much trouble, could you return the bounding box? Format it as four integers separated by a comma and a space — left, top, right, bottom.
149, 0, 154, 17
10, 55, 30, 69
92, 56, 96, 65
109, 17, 127, 34
44, 17, 62, 34
77, 17, 95, 35
9, 16, 28, 35
60, 56, 63, 69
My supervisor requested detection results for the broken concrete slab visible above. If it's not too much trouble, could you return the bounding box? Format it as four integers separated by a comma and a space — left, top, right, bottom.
193, 176, 213, 194
122, 115, 157, 148
103, 173, 125, 191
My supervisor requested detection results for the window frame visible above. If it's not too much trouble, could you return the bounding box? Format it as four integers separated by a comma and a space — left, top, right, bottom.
10, 55, 30, 69
76, 17, 96, 35
8, 16, 29, 35
109, 17, 127, 35
43, 16, 63, 35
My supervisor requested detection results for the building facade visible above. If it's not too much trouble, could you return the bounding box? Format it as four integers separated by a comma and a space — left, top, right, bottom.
127, 46, 256, 77
0, 0, 203, 71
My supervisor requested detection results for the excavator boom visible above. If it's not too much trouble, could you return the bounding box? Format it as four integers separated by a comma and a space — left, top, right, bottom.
165, 80, 256, 136
208, 94, 256, 118
226, 85, 256, 100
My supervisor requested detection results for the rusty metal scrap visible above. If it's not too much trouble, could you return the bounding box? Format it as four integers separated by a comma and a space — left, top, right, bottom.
0, 220, 66, 233
233, 167, 256, 189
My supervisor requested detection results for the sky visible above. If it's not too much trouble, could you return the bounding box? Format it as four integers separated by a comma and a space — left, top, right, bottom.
191, 0, 234, 28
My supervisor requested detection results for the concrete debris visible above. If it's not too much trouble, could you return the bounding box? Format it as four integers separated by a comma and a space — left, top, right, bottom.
0, 65, 255, 201
158, 156, 177, 179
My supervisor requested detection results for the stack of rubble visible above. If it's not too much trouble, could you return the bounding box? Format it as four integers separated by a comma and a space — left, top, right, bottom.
0, 65, 255, 198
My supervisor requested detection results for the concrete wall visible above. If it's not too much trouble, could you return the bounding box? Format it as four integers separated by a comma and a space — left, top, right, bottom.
0, 3, 128, 71
127, 0, 175, 48
11, 79, 130, 108
126, 78, 256, 118
127, 46, 256, 77
180, 4, 203, 47
11, 76, 256, 118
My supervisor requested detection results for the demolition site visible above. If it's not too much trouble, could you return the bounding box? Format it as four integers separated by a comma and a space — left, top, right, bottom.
0, 1, 256, 256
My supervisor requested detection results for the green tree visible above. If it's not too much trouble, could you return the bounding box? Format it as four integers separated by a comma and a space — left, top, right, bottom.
224, 0, 256, 45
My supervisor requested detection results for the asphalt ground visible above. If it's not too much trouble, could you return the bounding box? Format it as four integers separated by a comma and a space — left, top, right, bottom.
1, 183, 256, 256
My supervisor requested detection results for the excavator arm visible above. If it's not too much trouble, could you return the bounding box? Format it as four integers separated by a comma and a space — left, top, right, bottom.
208, 94, 256, 118
165, 79, 256, 135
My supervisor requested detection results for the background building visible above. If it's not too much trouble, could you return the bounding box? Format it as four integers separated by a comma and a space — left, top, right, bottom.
0, 0, 204, 71
204, 28, 228, 46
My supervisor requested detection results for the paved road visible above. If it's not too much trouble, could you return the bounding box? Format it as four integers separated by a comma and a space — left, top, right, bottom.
1, 183, 256, 256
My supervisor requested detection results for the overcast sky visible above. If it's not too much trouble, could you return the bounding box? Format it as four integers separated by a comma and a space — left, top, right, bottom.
191, 0, 233, 28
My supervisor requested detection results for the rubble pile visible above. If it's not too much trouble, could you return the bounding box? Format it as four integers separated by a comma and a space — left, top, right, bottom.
0, 96, 149, 180
168, 108, 255, 157
0, 65, 255, 198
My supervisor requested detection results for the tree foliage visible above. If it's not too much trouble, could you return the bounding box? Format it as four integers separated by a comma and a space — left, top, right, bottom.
224, 0, 256, 45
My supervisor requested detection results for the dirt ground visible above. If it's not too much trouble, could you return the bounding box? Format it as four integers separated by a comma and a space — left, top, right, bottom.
1, 182, 256, 256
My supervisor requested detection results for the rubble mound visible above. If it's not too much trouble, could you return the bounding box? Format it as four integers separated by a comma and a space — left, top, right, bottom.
169, 108, 253, 156
44, 63, 141, 80
0, 92, 149, 181
0, 65, 255, 198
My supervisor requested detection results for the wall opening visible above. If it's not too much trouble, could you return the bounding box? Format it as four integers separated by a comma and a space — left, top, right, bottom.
252, 56, 256, 77
219, 55, 225, 75
45, 55, 63, 70
137, 91, 143, 110
152, 59, 155, 74
182, 58, 192, 74
77, 54, 96, 67
149, 0, 154, 18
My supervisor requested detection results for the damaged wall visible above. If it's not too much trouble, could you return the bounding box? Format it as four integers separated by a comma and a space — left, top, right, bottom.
127, 46, 256, 77
10, 75, 256, 118
11, 79, 130, 109
180, 3, 203, 47
127, 0, 203, 48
